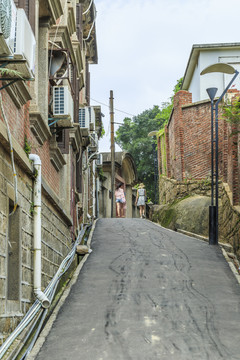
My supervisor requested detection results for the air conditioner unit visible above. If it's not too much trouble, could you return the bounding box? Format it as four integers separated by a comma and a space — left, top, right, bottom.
0, 0, 16, 56
79, 107, 90, 128
79, 106, 96, 128
13, 8, 36, 74
96, 153, 103, 167
53, 86, 74, 127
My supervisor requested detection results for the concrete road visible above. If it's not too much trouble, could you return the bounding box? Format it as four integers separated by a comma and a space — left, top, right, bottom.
33, 219, 240, 360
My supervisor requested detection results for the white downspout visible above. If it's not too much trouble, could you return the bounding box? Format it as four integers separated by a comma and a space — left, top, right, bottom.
29, 154, 50, 309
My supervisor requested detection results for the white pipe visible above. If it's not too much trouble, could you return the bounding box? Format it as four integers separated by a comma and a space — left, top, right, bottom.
29, 154, 50, 309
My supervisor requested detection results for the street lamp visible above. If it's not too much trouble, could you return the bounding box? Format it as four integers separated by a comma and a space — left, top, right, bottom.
200, 63, 239, 245
148, 131, 159, 204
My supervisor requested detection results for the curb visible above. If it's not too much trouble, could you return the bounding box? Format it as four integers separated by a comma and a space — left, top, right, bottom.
149, 221, 240, 287
26, 220, 97, 360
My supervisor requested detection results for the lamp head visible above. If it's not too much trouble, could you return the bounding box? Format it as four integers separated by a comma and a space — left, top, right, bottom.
200, 63, 236, 75
206, 87, 218, 101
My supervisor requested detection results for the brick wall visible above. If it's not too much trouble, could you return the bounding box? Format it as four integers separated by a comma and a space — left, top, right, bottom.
0, 90, 60, 196
167, 91, 192, 180
182, 101, 213, 179
162, 90, 240, 206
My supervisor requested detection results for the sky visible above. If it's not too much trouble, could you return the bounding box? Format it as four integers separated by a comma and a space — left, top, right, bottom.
89, 0, 240, 152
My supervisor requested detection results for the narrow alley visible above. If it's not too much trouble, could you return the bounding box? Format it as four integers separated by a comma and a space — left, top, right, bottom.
29, 219, 240, 360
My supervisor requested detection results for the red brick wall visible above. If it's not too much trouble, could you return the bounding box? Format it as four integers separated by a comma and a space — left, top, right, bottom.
167, 91, 192, 180
182, 101, 213, 179
164, 90, 240, 205
0, 88, 60, 195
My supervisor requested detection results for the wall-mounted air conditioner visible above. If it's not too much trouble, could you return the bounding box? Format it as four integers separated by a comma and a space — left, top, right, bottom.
96, 153, 103, 167
79, 106, 96, 130
0, 0, 17, 56
79, 107, 90, 128
53, 86, 74, 126
14, 8, 36, 74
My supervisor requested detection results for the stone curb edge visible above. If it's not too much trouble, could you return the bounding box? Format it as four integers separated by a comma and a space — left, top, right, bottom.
148, 220, 240, 286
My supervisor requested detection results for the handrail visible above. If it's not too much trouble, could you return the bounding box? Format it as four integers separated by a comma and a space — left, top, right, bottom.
0, 224, 91, 359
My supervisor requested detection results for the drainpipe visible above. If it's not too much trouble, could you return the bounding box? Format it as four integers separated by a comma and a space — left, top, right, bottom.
29, 154, 50, 309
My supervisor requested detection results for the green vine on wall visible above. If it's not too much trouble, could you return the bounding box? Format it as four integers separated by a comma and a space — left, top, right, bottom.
222, 96, 240, 125
24, 136, 31, 157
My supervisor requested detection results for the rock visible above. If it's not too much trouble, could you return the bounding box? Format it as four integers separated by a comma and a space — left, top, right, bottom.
76, 245, 91, 255
152, 195, 211, 237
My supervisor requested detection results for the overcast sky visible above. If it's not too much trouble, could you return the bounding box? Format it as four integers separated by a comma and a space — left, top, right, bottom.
90, 0, 240, 151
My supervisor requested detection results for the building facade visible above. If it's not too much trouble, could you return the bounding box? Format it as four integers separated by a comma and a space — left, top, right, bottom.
0, 0, 102, 346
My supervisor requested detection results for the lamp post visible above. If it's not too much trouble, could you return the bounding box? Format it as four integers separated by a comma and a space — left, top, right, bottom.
200, 63, 239, 245
148, 131, 158, 204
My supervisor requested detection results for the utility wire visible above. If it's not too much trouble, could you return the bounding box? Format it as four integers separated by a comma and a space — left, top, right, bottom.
90, 97, 135, 117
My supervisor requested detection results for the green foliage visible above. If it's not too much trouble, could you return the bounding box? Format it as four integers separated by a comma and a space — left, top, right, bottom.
24, 136, 31, 157
0, 67, 24, 79
171, 77, 183, 102
30, 202, 35, 216
97, 167, 105, 182
222, 96, 240, 124
174, 78, 183, 94
101, 126, 105, 138
116, 78, 182, 202
116, 105, 170, 201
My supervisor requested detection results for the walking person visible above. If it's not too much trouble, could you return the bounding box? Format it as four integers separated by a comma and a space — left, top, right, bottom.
135, 183, 147, 218
115, 182, 125, 217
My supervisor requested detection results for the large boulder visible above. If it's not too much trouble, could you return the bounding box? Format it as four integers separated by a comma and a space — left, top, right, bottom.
152, 195, 211, 237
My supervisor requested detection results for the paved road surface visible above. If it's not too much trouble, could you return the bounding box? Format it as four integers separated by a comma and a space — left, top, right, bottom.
33, 219, 240, 360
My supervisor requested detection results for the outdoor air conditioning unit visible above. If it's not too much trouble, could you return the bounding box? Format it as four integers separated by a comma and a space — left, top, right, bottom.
53, 86, 74, 127
13, 8, 36, 74
79, 107, 90, 129
79, 106, 96, 129
96, 153, 103, 167
0, 0, 17, 56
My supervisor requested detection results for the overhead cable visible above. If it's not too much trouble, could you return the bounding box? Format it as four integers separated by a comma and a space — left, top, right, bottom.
90, 97, 135, 117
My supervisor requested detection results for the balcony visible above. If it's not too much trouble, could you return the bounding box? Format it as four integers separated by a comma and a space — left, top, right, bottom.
39, 0, 63, 25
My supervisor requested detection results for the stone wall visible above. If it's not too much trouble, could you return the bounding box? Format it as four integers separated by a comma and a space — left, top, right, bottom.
156, 176, 240, 259
220, 183, 240, 259
0, 143, 72, 343
159, 175, 212, 204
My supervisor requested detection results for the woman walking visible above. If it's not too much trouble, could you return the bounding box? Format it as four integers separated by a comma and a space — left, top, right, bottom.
135, 183, 147, 218
115, 182, 126, 217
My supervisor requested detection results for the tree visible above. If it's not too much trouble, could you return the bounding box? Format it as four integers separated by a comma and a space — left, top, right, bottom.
116, 105, 171, 201
116, 78, 183, 201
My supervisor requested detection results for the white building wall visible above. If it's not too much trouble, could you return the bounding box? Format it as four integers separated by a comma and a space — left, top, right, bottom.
189, 49, 240, 102
188, 63, 200, 103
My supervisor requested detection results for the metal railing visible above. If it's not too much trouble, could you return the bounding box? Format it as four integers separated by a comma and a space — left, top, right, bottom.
0, 224, 91, 359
